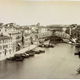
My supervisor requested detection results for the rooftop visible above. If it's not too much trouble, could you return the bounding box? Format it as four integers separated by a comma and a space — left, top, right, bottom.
8, 31, 20, 34
47, 25, 72, 28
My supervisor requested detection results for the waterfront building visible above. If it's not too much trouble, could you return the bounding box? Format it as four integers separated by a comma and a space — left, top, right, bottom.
4, 23, 17, 32
0, 34, 13, 57
3, 23, 23, 51
0, 23, 22, 52
31, 32, 39, 45
72, 25, 80, 42
23, 32, 31, 48
23, 25, 39, 46
8, 31, 22, 52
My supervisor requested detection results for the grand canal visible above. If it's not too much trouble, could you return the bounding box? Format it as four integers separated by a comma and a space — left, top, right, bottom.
0, 43, 80, 79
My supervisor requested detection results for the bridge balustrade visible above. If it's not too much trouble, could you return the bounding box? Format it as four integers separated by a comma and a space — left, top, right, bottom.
54, 31, 70, 39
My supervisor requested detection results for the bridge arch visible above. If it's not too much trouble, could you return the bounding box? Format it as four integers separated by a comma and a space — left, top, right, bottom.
53, 31, 70, 42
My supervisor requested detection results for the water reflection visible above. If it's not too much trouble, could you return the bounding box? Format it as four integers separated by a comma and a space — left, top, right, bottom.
0, 42, 79, 79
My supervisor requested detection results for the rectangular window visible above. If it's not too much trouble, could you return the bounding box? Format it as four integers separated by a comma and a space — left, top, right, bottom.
0, 40, 1, 43
9, 44, 10, 48
9, 39, 10, 42
10, 39, 11, 42
4, 40, 5, 43
0, 52, 1, 57
0, 46, 2, 50
3, 40, 4, 43
6, 40, 8, 43
1, 40, 3, 43
7, 39, 9, 42
9, 49, 11, 54
3, 45, 8, 49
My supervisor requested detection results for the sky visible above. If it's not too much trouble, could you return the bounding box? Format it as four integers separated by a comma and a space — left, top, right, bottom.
0, 0, 80, 26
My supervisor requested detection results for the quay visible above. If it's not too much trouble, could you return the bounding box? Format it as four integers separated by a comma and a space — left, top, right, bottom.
0, 44, 38, 61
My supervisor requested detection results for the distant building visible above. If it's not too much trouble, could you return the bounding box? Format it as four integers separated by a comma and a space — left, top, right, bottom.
47, 24, 73, 35
72, 25, 80, 42
70, 24, 78, 39
38, 26, 48, 33
37, 26, 52, 39
47, 25, 63, 32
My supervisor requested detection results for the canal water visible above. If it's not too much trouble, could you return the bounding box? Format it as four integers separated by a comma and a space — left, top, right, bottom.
0, 43, 80, 79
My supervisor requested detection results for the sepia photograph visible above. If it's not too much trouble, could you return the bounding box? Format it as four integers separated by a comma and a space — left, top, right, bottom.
0, 0, 80, 79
